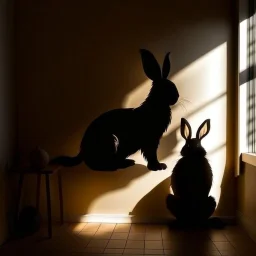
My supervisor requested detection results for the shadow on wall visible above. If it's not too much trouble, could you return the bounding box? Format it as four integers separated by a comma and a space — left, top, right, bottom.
131, 143, 227, 219
53, 127, 179, 221
57, 57, 228, 221
130, 177, 171, 220
157, 93, 226, 160
16, 0, 236, 220
50, 49, 179, 172
16, 0, 232, 155
122, 41, 231, 220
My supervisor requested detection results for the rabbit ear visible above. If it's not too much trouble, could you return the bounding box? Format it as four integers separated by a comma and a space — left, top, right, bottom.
196, 119, 210, 140
140, 49, 162, 81
181, 118, 192, 140
162, 52, 171, 79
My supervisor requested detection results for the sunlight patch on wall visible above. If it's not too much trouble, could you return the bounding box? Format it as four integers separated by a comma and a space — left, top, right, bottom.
238, 17, 251, 156
239, 82, 247, 153
86, 43, 227, 214
87, 169, 173, 215
123, 43, 227, 136
80, 214, 133, 223
239, 18, 248, 73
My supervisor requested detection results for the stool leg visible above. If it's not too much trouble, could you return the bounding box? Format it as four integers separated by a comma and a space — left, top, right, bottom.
45, 174, 52, 238
58, 171, 64, 225
36, 174, 41, 211
16, 173, 24, 223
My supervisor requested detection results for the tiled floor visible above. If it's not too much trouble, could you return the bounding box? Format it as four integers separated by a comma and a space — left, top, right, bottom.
1, 222, 256, 256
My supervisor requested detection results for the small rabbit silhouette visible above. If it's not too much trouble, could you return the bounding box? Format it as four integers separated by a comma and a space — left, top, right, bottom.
166, 118, 217, 223
51, 49, 179, 171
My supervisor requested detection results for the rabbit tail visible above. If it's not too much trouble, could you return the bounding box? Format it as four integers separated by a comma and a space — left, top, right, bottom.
50, 151, 83, 167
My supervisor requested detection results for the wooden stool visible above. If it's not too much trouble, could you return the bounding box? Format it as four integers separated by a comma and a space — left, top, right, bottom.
15, 164, 63, 238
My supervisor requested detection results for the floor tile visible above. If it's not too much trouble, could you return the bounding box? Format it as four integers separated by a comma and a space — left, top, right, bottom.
214, 242, 236, 251
128, 233, 145, 240
130, 224, 147, 233
82, 223, 100, 233
146, 225, 166, 233
123, 248, 144, 254
87, 239, 109, 248
83, 247, 105, 253
218, 251, 240, 256
125, 240, 144, 249
106, 239, 127, 249
162, 241, 176, 250
209, 232, 228, 242
104, 248, 124, 254
2, 223, 256, 256
114, 224, 131, 233
111, 232, 129, 240
98, 224, 116, 233
94, 231, 113, 239
144, 248, 164, 254
76, 231, 96, 239
145, 232, 162, 240
205, 252, 221, 256
69, 223, 87, 232
145, 240, 163, 249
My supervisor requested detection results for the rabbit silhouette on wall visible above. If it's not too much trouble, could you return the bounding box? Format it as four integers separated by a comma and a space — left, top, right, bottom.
51, 49, 179, 171
166, 118, 218, 225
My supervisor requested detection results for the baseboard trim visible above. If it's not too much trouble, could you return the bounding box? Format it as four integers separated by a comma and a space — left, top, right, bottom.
57, 214, 236, 225
237, 211, 256, 243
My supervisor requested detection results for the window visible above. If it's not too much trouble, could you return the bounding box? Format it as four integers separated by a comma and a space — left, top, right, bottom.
239, 0, 256, 170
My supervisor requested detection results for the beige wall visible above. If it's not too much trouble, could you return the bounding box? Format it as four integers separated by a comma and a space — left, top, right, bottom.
16, 0, 237, 222
238, 163, 256, 242
0, 0, 16, 245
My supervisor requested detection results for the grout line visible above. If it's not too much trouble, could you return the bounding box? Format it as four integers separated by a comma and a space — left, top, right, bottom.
160, 228, 164, 253
80, 222, 88, 234
103, 238, 111, 254
213, 241, 238, 256
94, 222, 101, 234
122, 235, 129, 255
84, 223, 102, 249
